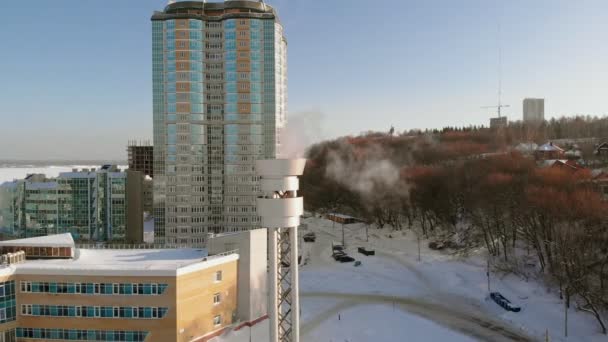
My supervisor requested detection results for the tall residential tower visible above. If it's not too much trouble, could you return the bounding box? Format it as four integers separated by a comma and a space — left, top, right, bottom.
151, 1, 287, 244
523, 98, 545, 123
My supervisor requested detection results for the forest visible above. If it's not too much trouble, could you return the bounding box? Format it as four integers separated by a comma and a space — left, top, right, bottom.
300, 116, 608, 333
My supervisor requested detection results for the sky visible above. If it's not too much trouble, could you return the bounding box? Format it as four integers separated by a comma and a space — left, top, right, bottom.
0, 0, 606, 160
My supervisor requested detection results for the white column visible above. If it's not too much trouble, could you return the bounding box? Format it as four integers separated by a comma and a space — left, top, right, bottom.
290, 225, 300, 342
269, 228, 278, 342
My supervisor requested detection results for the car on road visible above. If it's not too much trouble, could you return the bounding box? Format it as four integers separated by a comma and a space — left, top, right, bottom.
490, 292, 521, 312
337, 255, 355, 263
303, 232, 316, 242
332, 251, 346, 261
358, 247, 375, 256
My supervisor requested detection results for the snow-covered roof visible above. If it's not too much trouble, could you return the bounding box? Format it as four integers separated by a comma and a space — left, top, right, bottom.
0, 246, 238, 277
537, 142, 564, 152
0, 233, 74, 248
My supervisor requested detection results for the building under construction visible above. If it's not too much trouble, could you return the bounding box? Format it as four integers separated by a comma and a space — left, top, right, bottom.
127, 140, 153, 178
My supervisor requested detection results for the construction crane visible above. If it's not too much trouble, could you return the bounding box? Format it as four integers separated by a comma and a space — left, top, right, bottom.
481, 103, 510, 118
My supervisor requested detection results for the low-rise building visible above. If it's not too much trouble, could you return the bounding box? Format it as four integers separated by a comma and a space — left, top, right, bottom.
535, 142, 565, 160
0, 233, 241, 342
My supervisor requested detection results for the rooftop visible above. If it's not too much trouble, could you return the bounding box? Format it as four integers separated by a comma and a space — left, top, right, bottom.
0, 234, 238, 277
0, 233, 74, 248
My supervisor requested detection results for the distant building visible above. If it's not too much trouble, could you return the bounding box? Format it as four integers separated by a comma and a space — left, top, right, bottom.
535, 142, 565, 160
0, 233, 242, 341
490, 116, 507, 129
127, 141, 153, 178
549, 159, 585, 173
523, 98, 544, 123
0, 165, 142, 243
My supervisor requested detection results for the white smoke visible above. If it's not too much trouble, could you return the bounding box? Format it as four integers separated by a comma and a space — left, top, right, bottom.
279, 111, 326, 158
324, 140, 402, 198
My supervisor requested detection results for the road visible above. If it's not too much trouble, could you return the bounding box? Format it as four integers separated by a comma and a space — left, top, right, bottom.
299, 222, 536, 342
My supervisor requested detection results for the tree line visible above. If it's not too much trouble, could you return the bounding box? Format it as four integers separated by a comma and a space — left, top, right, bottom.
301, 128, 608, 334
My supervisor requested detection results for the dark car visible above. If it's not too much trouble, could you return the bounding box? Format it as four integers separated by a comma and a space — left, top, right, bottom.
303, 232, 316, 242
332, 244, 344, 252
332, 251, 346, 261
337, 255, 355, 263
357, 247, 375, 256
490, 292, 521, 312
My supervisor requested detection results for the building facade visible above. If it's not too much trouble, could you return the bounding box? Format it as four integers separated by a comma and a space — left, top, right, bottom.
0, 234, 239, 342
489, 116, 507, 129
523, 98, 544, 123
128, 142, 154, 179
151, 1, 287, 244
0, 166, 142, 243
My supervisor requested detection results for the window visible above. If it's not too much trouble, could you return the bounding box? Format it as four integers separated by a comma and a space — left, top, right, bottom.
215, 270, 222, 282
113, 284, 119, 294
213, 315, 221, 326
0, 309, 5, 321
213, 293, 221, 305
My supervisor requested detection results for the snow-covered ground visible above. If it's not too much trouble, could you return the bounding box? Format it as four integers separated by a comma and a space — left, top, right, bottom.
214, 217, 607, 342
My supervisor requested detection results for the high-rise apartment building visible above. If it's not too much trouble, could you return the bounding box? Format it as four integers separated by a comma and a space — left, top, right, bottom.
523, 98, 545, 123
151, 1, 287, 244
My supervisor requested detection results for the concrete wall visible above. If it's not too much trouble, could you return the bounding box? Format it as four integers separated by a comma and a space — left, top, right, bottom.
208, 229, 267, 323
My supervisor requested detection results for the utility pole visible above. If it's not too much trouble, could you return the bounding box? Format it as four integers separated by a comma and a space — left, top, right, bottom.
341, 223, 345, 248
564, 288, 569, 337
487, 258, 491, 292
417, 232, 421, 262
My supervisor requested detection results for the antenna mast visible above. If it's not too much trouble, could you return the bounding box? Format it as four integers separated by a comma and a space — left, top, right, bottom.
481, 21, 509, 118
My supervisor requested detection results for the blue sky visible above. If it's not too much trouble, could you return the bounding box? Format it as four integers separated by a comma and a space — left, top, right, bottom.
0, 0, 606, 160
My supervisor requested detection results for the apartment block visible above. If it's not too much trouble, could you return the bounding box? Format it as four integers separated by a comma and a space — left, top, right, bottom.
523, 98, 545, 123
0, 166, 142, 243
151, 1, 287, 244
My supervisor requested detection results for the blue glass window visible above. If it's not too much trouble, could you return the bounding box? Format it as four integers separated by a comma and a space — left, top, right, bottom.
225, 51, 237, 61
190, 72, 202, 82
226, 83, 237, 93
191, 104, 203, 114
167, 72, 176, 82
168, 104, 176, 114
224, 19, 236, 29
225, 31, 236, 40
226, 93, 237, 102
225, 103, 237, 113
189, 20, 202, 29
226, 61, 236, 72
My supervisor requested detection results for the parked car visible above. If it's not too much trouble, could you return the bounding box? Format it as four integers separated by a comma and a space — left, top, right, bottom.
332, 243, 344, 252
490, 292, 521, 312
357, 247, 375, 256
337, 255, 355, 263
303, 232, 316, 242
332, 251, 346, 261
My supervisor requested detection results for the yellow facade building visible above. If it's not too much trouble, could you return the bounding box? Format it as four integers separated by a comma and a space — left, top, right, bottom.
0, 234, 240, 342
